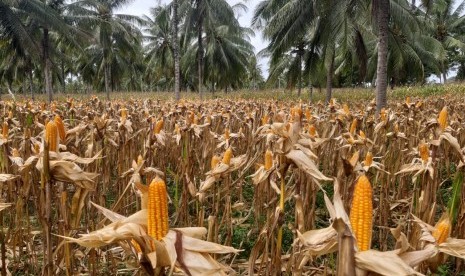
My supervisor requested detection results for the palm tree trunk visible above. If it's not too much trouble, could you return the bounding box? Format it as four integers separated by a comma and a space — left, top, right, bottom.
325, 52, 334, 104
375, 0, 389, 113
173, 0, 180, 101
29, 66, 35, 100
61, 53, 66, 93
104, 60, 110, 100
298, 51, 302, 97
43, 28, 53, 103
198, 10, 204, 100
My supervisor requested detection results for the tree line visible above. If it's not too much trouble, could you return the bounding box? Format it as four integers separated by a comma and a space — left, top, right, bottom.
0, 0, 464, 110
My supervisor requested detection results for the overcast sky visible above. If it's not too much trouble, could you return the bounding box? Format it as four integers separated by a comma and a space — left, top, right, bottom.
117, 0, 269, 76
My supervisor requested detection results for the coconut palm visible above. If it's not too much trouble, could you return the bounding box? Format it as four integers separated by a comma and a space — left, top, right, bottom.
0, 0, 76, 101
66, 0, 143, 100
425, 0, 465, 83
182, 0, 242, 98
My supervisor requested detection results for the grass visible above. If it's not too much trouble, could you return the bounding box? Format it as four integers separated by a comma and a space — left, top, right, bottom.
4, 82, 465, 102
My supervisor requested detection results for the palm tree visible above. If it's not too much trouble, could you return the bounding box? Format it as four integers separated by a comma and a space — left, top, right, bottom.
67, 0, 142, 100
426, 0, 465, 83
144, 6, 177, 91
1, 0, 75, 102
183, 0, 241, 98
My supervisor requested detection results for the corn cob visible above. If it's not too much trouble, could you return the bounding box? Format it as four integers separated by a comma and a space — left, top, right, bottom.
308, 124, 316, 137
121, 109, 127, 120
147, 177, 169, 242
359, 130, 366, 140
8, 111, 13, 119
364, 152, 373, 167
45, 121, 59, 152
154, 119, 164, 134
419, 142, 429, 162
2, 121, 8, 138
264, 150, 273, 170
432, 213, 451, 244
211, 155, 221, 169
438, 106, 448, 131
54, 115, 66, 141
261, 115, 269, 125
224, 128, 230, 140
305, 108, 311, 120
222, 148, 233, 165
132, 240, 142, 253
350, 119, 357, 135
350, 175, 373, 251
380, 108, 387, 122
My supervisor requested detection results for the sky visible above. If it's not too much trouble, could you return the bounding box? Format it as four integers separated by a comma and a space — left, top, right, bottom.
117, 0, 270, 76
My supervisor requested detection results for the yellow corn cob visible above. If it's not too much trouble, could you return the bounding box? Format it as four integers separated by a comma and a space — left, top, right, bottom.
147, 177, 169, 242
308, 124, 317, 137
154, 119, 164, 134
406, 96, 411, 105
359, 130, 366, 140
8, 111, 13, 119
45, 121, 59, 152
2, 121, 8, 138
419, 142, 429, 162
350, 175, 373, 251
364, 152, 373, 167
54, 115, 66, 141
380, 108, 387, 122
211, 155, 221, 170
432, 213, 451, 244
264, 150, 273, 170
438, 106, 448, 131
261, 115, 269, 125
305, 108, 311, 120
131, 240, 142, 253
350, 119, 357, 135
224, 128, 230, 140
222, 148, 233, 165
121, 109, 127, 120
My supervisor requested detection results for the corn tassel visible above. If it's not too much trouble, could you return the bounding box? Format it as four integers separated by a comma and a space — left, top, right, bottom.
45, 121, 59, 152
350, 175, 373, 251
147, 177, 169, 242
54, 115, 66, 141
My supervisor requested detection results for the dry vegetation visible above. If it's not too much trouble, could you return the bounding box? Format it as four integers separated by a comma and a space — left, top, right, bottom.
1, 87, 465, 275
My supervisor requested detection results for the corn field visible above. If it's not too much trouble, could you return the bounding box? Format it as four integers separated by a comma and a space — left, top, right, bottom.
1, 95, 465, 275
